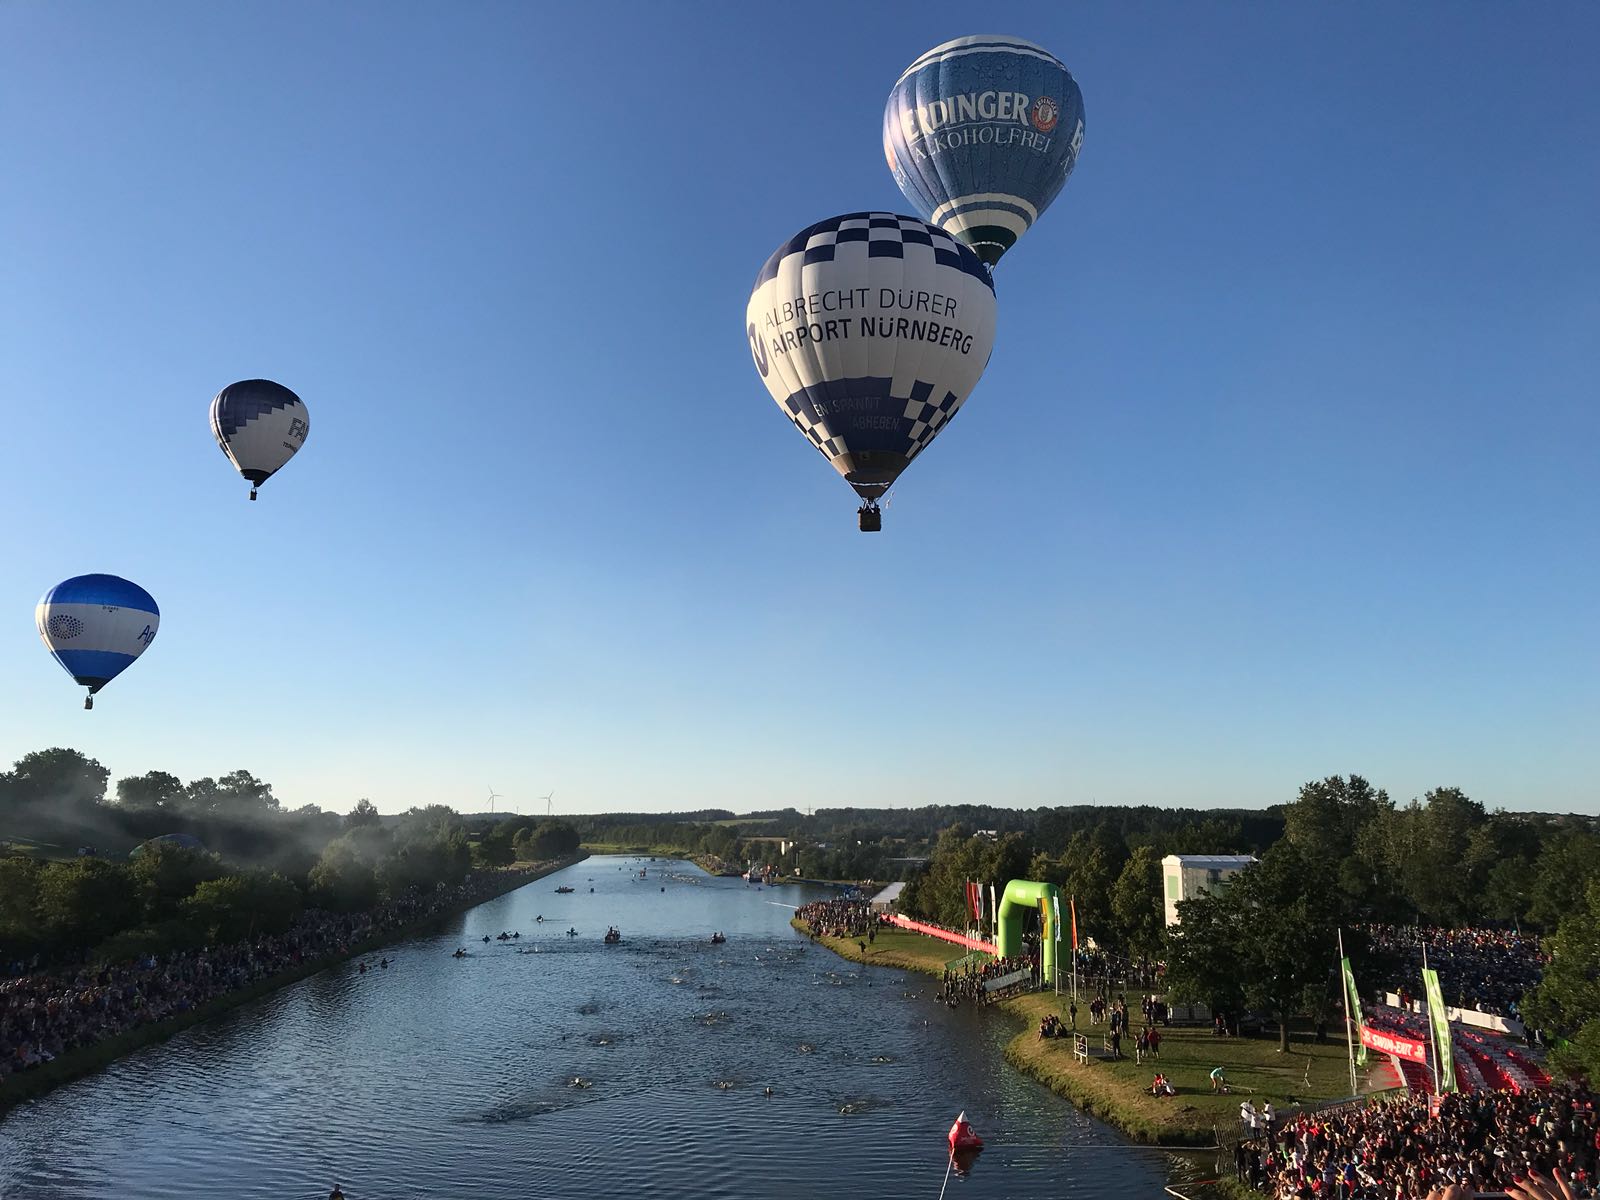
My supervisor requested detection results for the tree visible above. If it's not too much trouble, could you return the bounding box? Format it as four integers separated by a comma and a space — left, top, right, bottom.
116, 770, 186, 810
1109, 846, 1163, 959
1, 748, 111, 833
36, 858, 137, 950
128, 843, 225, 921
1283, 775, 1394, 916
129, 844, 227, 921
1060, 832, 1114, 948
1165, 841, 1340, 1052
345, 799, 381, 830
1527, 831, 1600, 931
308, 837, 380, 912
0, 855, 44, 954
1523, 880, 1600, 1084
524, 821, 580, 862
181, 873, 302, 943
1403, 787, 1488, 923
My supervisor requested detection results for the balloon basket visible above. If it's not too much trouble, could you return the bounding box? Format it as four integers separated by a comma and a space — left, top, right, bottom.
857, 504, 882, 533
249, 489, 257, 501
84, 696, 93, 710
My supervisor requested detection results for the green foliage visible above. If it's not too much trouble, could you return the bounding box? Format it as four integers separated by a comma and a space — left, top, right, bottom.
1109, 845, 1163, 959
126, 843, 226, 921
901, 827, 1037, 928
115, 770, 185, 810
345, 798, 381, 829
308, 836, 380, 912
1165, 841, 1341, 1051
522, 821, 581, 862
181, 873, 302, 943
1524, 880, 1600, 1084
0, 855, 45, 954
1060, 833, 1115, 946
35, 858, 138, 950
1527, 831, 1600, 930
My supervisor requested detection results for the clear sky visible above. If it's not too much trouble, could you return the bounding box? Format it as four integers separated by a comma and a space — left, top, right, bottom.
2, 4, 1596, 817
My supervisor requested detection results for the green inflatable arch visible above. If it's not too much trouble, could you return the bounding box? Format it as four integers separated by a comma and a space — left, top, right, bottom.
993, 879, 1062, 985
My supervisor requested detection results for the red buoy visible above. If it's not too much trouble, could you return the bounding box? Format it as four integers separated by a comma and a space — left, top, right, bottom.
948, 1112, 984, 1152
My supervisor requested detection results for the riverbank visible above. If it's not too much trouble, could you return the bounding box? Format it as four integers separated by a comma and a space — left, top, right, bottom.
1, 853, 585, 1116
799, 921, 1356, 1149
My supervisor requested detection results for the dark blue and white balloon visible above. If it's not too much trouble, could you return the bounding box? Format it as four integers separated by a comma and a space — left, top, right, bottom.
209, 379, 309, 500
36, 574, 160, 709
746, 212, 996, 528
884, 35, 1085, 267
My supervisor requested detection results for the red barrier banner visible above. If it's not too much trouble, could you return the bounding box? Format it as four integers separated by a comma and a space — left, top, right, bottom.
887, 913, 997, 955
1361, 1024, 1428, 1064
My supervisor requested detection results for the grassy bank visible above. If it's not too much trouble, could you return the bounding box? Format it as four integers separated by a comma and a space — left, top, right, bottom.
799, 919, 1358, 1149
1, 854, 584, 1116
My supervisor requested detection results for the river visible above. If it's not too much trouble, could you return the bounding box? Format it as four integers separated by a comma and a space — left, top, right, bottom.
0, 857, 1210, 1198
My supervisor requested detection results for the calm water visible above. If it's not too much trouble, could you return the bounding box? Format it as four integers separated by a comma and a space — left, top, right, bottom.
0, 857, 1205, 1198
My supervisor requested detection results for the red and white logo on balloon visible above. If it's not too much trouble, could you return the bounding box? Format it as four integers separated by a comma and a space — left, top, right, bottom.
1030, 95, 1059, 133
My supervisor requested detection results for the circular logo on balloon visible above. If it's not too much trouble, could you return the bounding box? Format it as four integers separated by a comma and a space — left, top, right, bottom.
48, 614, 84, 640
1031, 96, 1060, 134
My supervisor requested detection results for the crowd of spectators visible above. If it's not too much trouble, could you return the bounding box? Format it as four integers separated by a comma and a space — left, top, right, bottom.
1, 866, 540, 1086
1239, 1087, 1599, 1200
1366, 925, 1547, 1018
796, 896, 877, 940
940, 956, 1032, 1008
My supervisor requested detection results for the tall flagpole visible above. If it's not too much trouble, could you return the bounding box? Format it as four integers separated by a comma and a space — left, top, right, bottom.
1422, 942, 1439, 1095
1338, 928, 1358, 1097
1071, 894, 1079, 1005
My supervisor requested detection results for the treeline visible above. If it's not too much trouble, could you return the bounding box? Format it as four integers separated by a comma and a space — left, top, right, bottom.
730, 804, 1285, 850
896, 775, 1600, 1079
0, 748, 582, 969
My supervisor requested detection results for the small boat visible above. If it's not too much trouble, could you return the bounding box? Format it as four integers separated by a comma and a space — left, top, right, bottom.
710, 933, 726, 945
555, 886, 575, 894
566, 928, 578, 937
603, 927, 622, 945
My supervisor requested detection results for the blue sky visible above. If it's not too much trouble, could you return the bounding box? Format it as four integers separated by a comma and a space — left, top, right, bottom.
2, 4, 1596, 817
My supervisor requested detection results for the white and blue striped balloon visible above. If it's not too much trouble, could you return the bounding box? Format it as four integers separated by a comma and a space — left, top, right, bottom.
36, 574, 160, 709
884, 35, 1085, 267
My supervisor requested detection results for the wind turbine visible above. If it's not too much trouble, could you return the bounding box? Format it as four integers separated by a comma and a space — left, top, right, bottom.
540, 791, 555, 818
487, 786, 503, 815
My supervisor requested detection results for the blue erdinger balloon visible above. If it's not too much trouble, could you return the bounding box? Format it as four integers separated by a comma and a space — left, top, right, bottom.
36, 574, 160, 709
884, 35, 1085, 267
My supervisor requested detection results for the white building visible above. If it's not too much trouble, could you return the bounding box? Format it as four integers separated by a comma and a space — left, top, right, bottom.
869, 881, 906, 913
1161, 854, 1257, 927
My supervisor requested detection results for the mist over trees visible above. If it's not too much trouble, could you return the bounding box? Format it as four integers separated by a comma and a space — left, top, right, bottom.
0, 747, 583, 969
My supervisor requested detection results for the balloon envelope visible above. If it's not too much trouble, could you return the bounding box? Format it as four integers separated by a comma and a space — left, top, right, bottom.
746, 211, 996, 501
884, 35, 1084, 265
209, 379, 309, 494
36, 574, 159, 695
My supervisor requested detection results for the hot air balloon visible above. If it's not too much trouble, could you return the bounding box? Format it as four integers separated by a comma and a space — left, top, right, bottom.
883, 35, 1085, 267
745, 212, 996, 531
209, 379, 309, 500
36, 574, 160, 709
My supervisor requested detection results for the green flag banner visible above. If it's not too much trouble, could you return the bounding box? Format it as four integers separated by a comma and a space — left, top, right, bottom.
1341, 956, 1369, 1067
1422, 967, 1457, 1093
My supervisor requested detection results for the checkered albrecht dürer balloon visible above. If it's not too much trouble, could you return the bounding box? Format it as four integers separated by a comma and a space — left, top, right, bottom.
745, 212, 997, 503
